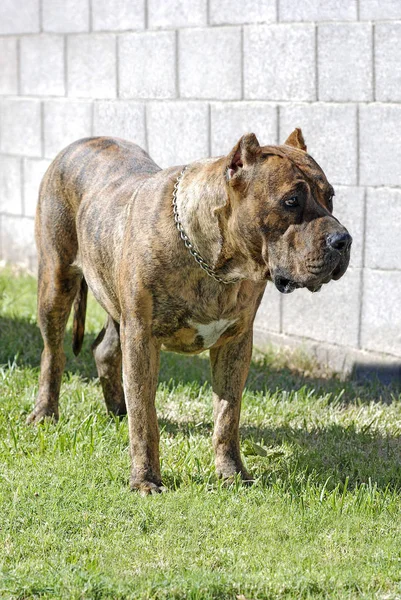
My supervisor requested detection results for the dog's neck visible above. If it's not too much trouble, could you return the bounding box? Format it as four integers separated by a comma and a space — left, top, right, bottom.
175, 158, 268, 283
175, 158, 228, 270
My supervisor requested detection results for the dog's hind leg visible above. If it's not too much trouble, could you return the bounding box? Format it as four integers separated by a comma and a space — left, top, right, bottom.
27, 169, 81, 424
27, 261, 80, 423
92, 316, 126, 416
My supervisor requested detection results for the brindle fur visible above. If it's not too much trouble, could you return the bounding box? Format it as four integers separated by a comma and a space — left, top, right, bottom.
29, 130, 351, 494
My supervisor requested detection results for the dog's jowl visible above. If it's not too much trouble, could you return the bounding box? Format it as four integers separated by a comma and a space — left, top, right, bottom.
29, 129, 352, 494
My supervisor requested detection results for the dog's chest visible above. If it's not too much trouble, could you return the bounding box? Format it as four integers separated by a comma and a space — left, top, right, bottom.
189, 318, 237, 349
159, 316, 241, 354
153, 280, 262, 354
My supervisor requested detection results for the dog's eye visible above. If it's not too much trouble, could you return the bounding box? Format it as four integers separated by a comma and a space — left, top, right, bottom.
285, 196, 299, 207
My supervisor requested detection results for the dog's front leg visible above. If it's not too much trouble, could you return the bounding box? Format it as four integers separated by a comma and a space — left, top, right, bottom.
120, 317, 163, 495
210, 330, 253, 482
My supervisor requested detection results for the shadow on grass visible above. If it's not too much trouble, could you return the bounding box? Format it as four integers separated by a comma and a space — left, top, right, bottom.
0, 315, 400, 403
242, 422, 401, 491
159, 417, 401, 491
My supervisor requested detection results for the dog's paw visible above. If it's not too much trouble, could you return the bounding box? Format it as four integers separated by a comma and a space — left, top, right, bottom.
221, 473, 255, 488
217, 464, 254, 486
26, 405, 59, 425
106, 402, 127, 418
130, 479, 167, 496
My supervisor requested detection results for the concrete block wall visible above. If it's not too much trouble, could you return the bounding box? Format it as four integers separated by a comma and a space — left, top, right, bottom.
0, 0, 401, 369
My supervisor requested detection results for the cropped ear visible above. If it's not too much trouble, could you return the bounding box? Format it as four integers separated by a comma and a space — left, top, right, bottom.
226, 132, 261, 181
284, 128, 307, 152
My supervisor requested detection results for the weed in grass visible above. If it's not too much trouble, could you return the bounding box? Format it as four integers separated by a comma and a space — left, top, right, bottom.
1, 269, 401, 599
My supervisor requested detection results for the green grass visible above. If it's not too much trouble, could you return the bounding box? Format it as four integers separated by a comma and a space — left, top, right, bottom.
1, 268, 401, 599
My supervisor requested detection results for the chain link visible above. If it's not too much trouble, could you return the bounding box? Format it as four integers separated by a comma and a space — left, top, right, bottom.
172, 167, 240, 285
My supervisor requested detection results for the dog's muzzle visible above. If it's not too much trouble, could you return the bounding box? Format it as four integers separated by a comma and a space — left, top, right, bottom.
273, 231, 352, 294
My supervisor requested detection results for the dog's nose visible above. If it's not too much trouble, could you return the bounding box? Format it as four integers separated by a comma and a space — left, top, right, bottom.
327, 232, 352, 253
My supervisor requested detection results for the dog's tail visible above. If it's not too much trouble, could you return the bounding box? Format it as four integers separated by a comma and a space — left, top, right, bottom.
72, 276, 88, 356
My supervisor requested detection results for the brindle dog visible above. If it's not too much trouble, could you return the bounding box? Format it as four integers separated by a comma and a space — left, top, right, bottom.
29, 128, 352, 494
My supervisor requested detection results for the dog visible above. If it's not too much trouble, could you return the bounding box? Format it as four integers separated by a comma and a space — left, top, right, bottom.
28, 128, 352, 494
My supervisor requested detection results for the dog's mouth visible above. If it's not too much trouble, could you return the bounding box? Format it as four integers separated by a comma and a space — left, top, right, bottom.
274, 276, 300, 294
331, 260, 347, 280
273, 262, 347, 294
274, 273, 331, 294
273, 245, 351, 294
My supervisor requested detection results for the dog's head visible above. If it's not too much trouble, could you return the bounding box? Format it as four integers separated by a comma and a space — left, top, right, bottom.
223, 129, 352, 292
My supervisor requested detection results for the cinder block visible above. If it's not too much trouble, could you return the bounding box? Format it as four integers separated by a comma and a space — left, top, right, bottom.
280, 103, 357, 186
20, 35, 65, 97
93, 101, 146, 148
244, 25, 315, 101
0, 0, 39, 34
0, 156, 22, 215
282, 268, 361, 348
280, 0, 357, 21
43, 0, 89, 33
0, 99, 42, 157
92, 0, 145, 31
318, 24, 372, 102
149, 0, 206, 28
210, 0, 276, 24
119, 32, 176, 99
361, 270, 401, 357
179, 27, 241, 100
23, 158, 52, 217
375, 23, 401, 102
365, 188, 401, 271
0, 38, 18, 95
147, 102, 208, 167
211, 102, 277, 156
67, 34, 116, 99
44, 100, 92, 159
0, 215, 36, 270
254, 283, 281, 334
359, 105, 401, 187
333, 186, 364, 269
360, 0, 401, 19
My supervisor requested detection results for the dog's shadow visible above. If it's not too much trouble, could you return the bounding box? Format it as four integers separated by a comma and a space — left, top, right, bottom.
159, 418, 401, 492
1, 315, 401, 492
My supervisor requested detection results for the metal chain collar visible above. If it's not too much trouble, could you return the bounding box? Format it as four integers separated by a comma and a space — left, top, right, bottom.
172, 166, 240, 285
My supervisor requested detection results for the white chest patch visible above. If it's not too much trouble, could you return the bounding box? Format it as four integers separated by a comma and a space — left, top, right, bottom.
189, 319, 237, 349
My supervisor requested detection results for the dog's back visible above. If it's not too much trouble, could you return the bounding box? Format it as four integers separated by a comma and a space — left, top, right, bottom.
35, 136, 161, 311
37, 136, 159, 224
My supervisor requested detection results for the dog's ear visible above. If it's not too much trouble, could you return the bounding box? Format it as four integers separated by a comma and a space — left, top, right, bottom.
284, 128, 307, 152
226, 133, 261, 181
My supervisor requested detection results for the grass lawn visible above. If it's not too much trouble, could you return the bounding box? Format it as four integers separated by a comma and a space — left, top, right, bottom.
1, 268, 401, 599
